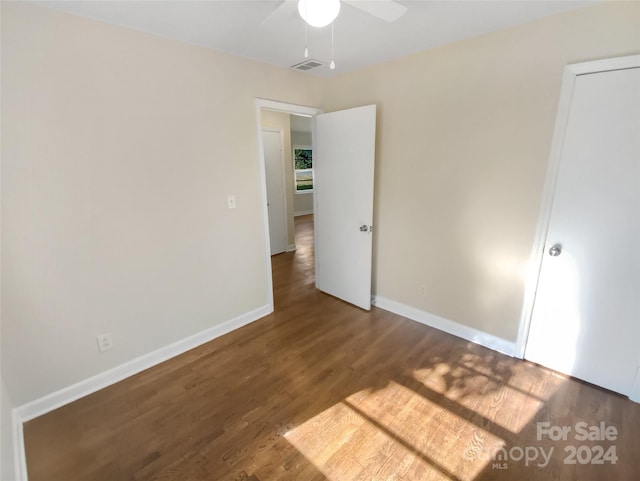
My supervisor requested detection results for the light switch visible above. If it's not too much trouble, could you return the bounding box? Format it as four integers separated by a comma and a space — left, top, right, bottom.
227, 194, 236, 209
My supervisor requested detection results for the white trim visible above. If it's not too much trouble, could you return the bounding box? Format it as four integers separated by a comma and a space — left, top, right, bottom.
373, 296, 516, 357
286, 244, 297, 252
569, 55, 640, 76
255, 105, 276, 311
12, 409, 27, 481
294, 210, 314, 217
515, 55, 640, 359
256, 98, 320, 117
12, 304, 270, 481
514, 64, 577, 358
14, 304, 271, 423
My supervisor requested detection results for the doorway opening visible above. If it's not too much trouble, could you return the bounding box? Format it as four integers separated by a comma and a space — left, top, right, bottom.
256, 99, 377, 313
255, 99, 321, 312
271, 213, 316, 310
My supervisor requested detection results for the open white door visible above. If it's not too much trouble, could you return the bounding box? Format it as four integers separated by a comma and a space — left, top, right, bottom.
314, 105, 376, 310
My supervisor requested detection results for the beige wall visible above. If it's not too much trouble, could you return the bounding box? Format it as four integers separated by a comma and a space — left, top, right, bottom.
0, 2, 323, 408
323, 1, 640, 341
260, 111, 296, 248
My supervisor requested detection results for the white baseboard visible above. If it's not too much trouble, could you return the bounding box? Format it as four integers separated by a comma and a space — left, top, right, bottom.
286, 244, 297, 252
11, 304, 272, 481
373, 296, 516, 357
294, 210, 314, 217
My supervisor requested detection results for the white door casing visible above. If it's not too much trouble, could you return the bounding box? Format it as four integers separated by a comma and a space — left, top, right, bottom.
524, 58, 640, 397
263, 129, 287, 256
314, 105, 377, 310
255, 99, 322, 313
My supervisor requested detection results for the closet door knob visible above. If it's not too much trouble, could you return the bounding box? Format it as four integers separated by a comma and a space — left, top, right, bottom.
549, 244, 562, 257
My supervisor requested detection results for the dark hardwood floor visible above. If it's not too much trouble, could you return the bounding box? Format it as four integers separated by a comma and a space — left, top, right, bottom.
24, 214, 640, 480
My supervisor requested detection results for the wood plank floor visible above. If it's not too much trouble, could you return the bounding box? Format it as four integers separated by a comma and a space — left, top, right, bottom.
24, 214, 640, 480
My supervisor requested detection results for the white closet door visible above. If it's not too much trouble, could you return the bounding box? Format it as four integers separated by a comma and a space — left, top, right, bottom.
263, 129, 287, 255
526, 66, 640, 396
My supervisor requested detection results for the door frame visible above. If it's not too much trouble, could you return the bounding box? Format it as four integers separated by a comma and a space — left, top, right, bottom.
515, 55, 640, 359
255, 98, 322, 312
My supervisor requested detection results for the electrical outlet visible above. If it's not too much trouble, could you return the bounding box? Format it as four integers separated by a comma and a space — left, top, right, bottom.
419, 285, 428, 297
96, 333, 114, 353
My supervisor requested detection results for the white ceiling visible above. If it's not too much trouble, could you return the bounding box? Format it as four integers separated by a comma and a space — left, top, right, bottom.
35, 0, 599, 77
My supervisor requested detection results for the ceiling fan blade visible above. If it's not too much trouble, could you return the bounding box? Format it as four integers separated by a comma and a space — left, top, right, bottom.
260, 0, 299, 28
344, 0, 407, 23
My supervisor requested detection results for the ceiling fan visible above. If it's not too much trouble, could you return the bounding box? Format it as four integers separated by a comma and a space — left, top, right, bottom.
262, 0, 408, 28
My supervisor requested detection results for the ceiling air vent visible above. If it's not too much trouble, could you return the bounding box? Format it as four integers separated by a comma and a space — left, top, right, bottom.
290, 59, 324, 71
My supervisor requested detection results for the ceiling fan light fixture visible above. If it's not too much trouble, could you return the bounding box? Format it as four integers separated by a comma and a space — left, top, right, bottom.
298, 0, 340, 28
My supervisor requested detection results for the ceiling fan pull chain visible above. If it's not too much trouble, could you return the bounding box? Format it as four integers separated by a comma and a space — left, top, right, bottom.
330, 22, 336, 70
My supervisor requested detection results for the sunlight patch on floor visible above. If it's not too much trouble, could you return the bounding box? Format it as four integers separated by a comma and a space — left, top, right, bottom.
285, 381, 506, 481
412, 354, 566, 434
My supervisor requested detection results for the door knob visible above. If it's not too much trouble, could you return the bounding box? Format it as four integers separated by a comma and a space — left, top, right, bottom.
549, 244, 562, 256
